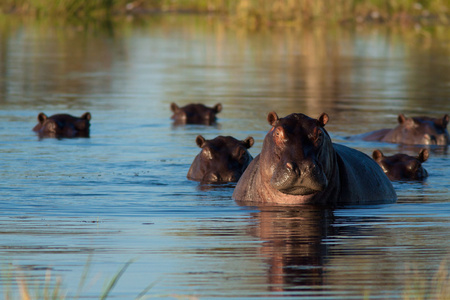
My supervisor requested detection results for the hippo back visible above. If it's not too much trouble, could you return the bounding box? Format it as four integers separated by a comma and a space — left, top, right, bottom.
333, 143, 397, 205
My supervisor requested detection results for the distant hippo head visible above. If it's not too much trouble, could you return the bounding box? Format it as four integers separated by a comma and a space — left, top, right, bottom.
32, 112, 91, 138
170, 103, 222, 125
187, 135, 254, 183
372, 149, 429, 181
260, 112, 332, 196
383, 114, 449, 145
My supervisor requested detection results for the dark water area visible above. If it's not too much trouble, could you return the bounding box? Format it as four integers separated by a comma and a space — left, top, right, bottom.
0, 15, 449, 298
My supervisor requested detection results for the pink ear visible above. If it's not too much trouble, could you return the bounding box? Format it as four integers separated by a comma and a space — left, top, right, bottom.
195, 135, 206, 148
170, 102, 180, 113
243, 136, 254, 149
81, 112, 91, 121
418, 149, 429, 163
214, 103, 222, 113
317, 113, 329, 127
372, 149, 384, 161
38, 112, 47, 124
267, 112, 279, 126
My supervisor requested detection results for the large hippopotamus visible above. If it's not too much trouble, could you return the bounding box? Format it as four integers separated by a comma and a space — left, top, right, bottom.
233, 112, 397, 205
32, 112, 91, 138
187, 135, 254, 183
372, 149, 429, 181
354, 114, 449, 146
170, 102, 222, 125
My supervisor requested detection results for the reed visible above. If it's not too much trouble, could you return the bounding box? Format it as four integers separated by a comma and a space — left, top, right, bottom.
0, 0, 448, 25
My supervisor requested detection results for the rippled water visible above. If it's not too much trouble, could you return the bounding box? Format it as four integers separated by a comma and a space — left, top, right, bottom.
1, 16, 449, 299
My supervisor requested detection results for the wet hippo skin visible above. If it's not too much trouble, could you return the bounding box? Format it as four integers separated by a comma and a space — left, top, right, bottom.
187, 135, 254, 183
233, 112, 397, 205
32, 112, 91, 138
170, 102, 222, 125
354, 114, 449, 146
372, 149, 429, 181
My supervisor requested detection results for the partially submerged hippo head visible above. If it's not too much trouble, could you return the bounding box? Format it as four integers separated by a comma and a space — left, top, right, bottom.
261, 112, 331, 197
32, 112, 91, 138
187, 135, 254, 183
372, 149, 429, 181
383, 114, 449, 145
170, 103, 222, 125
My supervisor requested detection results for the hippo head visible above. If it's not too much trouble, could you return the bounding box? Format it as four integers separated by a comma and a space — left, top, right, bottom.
260, 112, 333, 197
170, 103, 222, 125
372, 149, 429, 181
33, 112, 91, 138
187, 135, 254, 183
388, 114, 449, 145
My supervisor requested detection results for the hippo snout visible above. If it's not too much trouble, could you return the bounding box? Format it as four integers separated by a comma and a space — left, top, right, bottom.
270, 160, 328, 196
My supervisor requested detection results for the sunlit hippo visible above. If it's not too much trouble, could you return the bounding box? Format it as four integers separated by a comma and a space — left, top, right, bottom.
233, 112, 397, 205
187, 135, 254, 183
355, 114, 449, 146
32, 112, 91, 138
170, 102, 222, 125
372, 149, 429, 181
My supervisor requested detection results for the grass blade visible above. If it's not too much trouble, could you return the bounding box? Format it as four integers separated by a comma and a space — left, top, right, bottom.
99, 259, 134, 300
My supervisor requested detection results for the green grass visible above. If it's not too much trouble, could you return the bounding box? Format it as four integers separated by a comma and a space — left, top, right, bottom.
0, 0, 448, 25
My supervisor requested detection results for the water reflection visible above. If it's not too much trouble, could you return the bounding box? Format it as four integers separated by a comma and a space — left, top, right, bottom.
242, 204, 333, 293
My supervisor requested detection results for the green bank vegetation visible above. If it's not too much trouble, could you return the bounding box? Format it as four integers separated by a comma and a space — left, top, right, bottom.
0, 0, 448, 26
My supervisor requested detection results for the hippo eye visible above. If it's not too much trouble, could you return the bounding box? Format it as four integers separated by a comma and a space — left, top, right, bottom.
273, 127, 286, 145
311, 128, 323, 147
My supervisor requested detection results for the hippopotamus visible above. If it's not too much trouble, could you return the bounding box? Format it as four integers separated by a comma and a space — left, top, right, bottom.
187, 135, 254, 183
232, 112, 397, 205
32, 112, 91, 138
170, 102, 222, 125
354, 114, 449, 146
372, 149, 429, 181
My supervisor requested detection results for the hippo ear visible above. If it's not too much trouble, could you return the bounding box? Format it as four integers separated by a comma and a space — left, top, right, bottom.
81, 112, 91, 121
170, 102, 180, 113
418, 149, 429, 163
317, 113, 329, 127
243, 136, 254, 149
195, 135, 206, 148
436, 114, 449, 128
372, 149, 384, 162
37, 112, 48, 124
267, 112, 279, 126
213, 103, 222, 113
398, 114, 407, 124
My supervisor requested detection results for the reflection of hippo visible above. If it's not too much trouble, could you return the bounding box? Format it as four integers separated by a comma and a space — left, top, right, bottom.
372, 149, 429, 181
32, 112, 91, 138
170, 102, 222, 125
233, 112, 396, 205
187, 135, 254, 183
355, 114, 449, 146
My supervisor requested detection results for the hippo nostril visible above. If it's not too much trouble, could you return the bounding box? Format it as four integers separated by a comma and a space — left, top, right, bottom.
286, 162, 301, 177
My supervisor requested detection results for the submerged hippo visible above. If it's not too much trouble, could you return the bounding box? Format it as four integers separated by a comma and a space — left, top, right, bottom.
188, 135, 254, 183
355, 114, 449, 146
372, 149, 429, 181
170, 102, 222, 125
233, 112, 397, 205
32, 112, 91, 138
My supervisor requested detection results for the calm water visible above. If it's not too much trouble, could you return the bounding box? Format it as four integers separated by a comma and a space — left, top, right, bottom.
0, 16, 449, 299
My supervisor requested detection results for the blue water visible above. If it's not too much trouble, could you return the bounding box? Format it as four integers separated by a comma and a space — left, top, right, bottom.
0, 16, 449, 299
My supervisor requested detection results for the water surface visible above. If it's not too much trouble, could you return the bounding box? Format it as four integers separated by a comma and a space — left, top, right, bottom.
0, 16, 449, 299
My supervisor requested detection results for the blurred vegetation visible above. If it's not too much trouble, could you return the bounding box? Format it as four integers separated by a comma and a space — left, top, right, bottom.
0, 0, 448, 26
